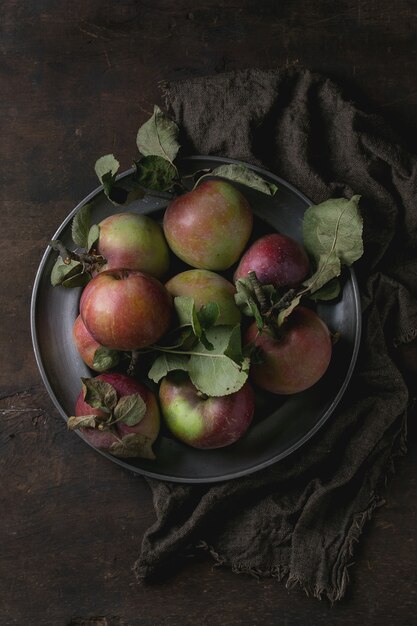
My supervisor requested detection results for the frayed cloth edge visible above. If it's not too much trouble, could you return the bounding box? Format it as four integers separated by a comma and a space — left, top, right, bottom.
191, 414, 407, 603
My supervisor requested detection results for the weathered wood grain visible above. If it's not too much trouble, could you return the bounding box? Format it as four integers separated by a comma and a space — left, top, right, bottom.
2, 1, 417, 624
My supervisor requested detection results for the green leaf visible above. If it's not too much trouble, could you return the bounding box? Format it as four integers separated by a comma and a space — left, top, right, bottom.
303, 195, 363, 293
148, 353, 189, 384
234, 278, 257, 317
87, 224, 100, 252
223, 324, 245, 362
81, 377, 118, 412
234, 278, 264, 329
174, 296, 202, 339
136, 105, 180, 164
188, 325, 249, 396
134, 155, 177, 191
95, 154, 141, 206
249, 300, 264, 331
209, 164, 278, 196
303, 252, 341, 293
67, 414, 100, 430
197, 302, 220, 329
71, 204, 92, 248
310, 278, 341, 301
95, 154, 120, 185
92, 346, 120, 372
50, 257, 83, 286
109, 433, 156, 459
113, 393, 147, 427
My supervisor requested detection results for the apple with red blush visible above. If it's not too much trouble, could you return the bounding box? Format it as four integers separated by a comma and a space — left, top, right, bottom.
159, 373, 255, 449
245, 306, 332, 394
80, 269, 172, 351
72, 373, 160, 458
163, 180, 253, 270
73, 315, 120, 372
234, 233, 310, 288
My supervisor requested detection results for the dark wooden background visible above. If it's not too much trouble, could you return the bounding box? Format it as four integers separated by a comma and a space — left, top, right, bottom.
2, 1, 417, 624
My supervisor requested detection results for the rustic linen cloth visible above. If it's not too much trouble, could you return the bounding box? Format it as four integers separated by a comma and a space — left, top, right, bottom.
134, 69, 417, 600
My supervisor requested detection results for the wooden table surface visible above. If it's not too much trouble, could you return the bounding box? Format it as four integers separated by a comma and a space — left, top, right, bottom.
2, 1, 417, 624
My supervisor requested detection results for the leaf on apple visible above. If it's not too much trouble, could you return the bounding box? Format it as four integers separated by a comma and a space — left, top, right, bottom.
109, 433, 156, 460
71, 204, 92, 249
174, 296, 202, 337
67, 414, 101, 430
302, 195, 363, 294
188, 325, 249, 396
113, 393, 147, 427
92, 346, 120, 372
81, 377, 118, 413
148, 353, 189, 384
133, 155, 177, 191
87, 224, 100, 252
136, 105, 180, 165
149, 325, 248, 396
208, 164, 278, 196
223, 324, 245, 362
234, 278, 264, 330
197, 302, 220, 329
173, 296, 215, 350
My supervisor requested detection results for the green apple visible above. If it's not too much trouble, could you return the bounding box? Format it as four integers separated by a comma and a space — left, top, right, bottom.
159, 373, 255, 449
165, 269, 241, 325
97, 212, 170, 278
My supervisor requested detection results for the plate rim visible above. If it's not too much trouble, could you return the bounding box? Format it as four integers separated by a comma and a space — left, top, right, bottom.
30, 155, 362, 483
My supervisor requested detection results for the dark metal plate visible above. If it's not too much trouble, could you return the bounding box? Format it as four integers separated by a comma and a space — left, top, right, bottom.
31, 156, 361, 483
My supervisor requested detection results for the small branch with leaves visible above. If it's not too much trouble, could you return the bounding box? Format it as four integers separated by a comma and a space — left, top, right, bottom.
234, 195, 363, 334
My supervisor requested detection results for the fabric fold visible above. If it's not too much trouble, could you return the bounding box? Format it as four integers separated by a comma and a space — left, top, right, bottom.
136, 68, 417, 600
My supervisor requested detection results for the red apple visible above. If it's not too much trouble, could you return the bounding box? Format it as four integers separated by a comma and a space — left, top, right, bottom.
75, 373, 160, 451
234, 233, 310, 288
163, 180, 253, 270
245, 306, 332, 394
80, 269, 172, 350
165, 269, 241, 325
159, 373, 255, 449
73, 315, 119, 371
97, 212, 170, 279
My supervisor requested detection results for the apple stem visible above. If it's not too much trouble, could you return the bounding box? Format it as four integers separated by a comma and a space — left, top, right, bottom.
248, 271, 268, 313
49, 239, 106, 269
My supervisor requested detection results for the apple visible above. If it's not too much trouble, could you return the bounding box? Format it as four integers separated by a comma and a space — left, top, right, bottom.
245, 306, 332, 394
74, 373, 160, 451
165, 269, 241, 325
72, 315, 119, 372
159, 373, 255, 449
163, 180, 253, 270
80, 269, 172, 350
234, 233, 310, 288
97, 212, 170, 278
